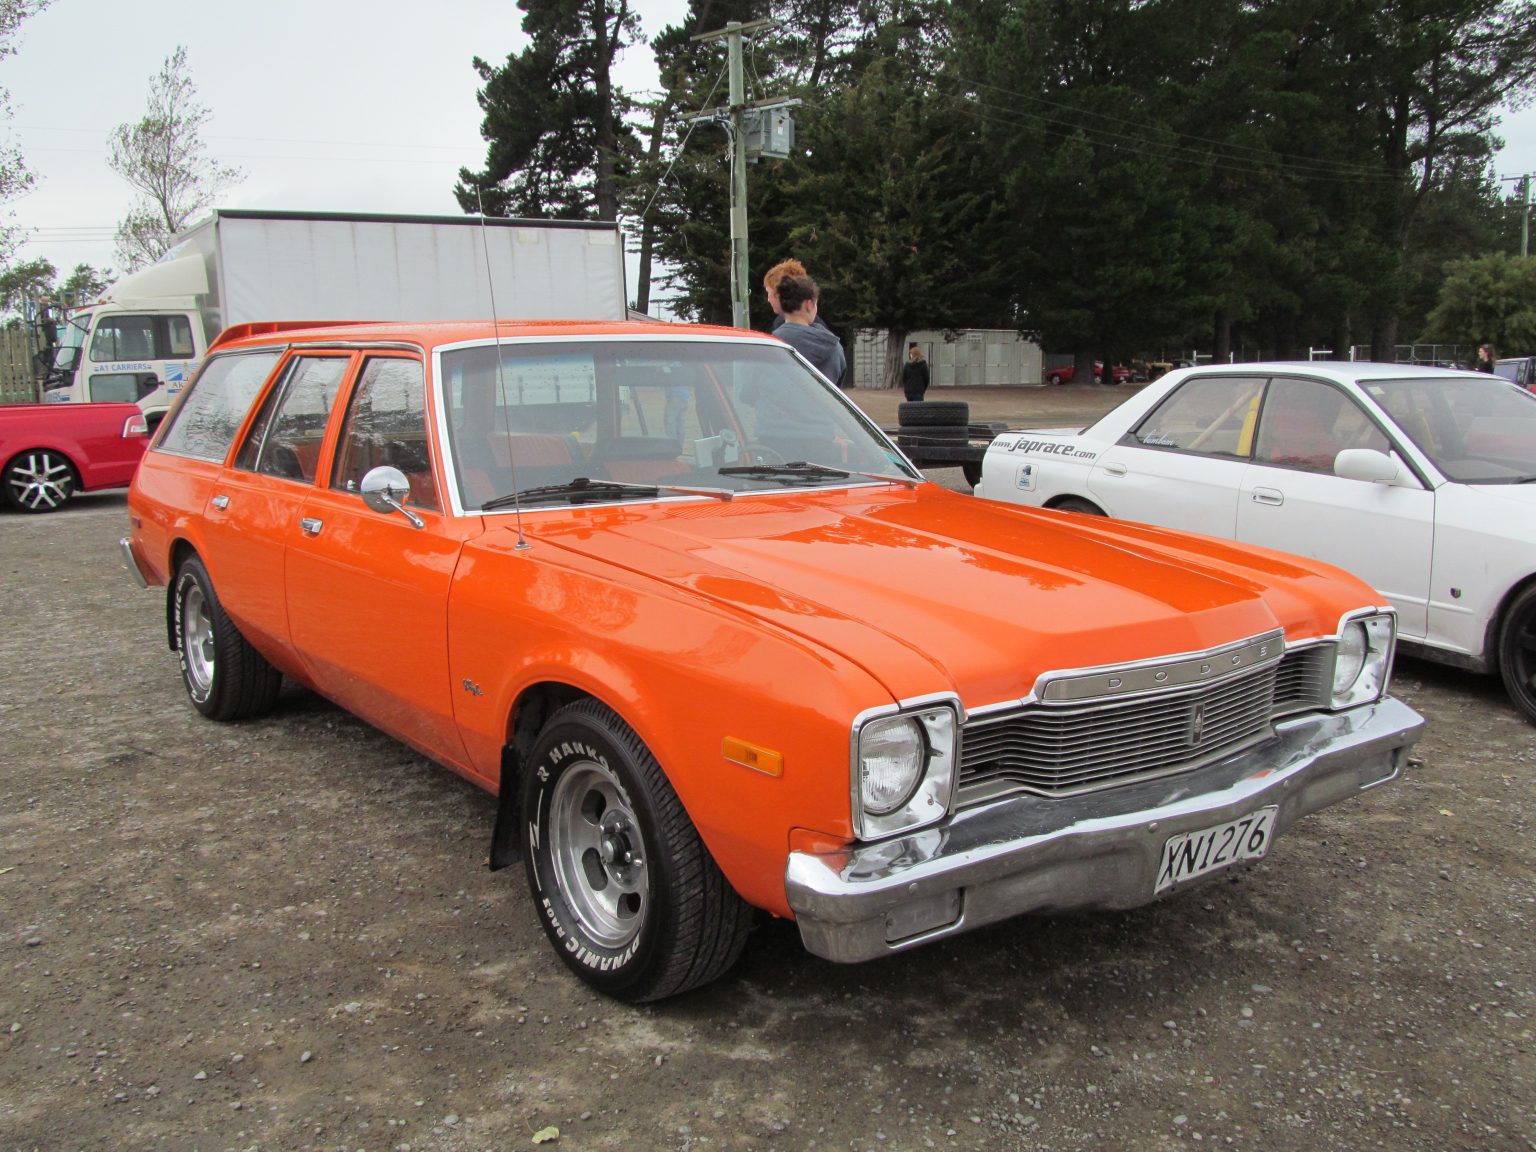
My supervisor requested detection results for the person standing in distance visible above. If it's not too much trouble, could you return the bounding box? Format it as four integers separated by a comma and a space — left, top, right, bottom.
902, 343, 930, 401
773, 274, 846, 386
1476, 343, 1498, 373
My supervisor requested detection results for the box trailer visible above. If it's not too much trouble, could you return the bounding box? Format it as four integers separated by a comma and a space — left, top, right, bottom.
42, 210, 628, 427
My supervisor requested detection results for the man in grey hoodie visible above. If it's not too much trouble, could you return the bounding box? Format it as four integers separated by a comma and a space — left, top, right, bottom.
772, 274, 846, 386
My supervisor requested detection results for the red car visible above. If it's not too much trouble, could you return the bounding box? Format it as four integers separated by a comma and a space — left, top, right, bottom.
1, 401, 149, 512
1044, 361, 1132, 386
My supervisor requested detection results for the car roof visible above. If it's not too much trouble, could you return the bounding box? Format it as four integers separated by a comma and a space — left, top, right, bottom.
1180, 360, 1487, 384
209, 318, 769, 354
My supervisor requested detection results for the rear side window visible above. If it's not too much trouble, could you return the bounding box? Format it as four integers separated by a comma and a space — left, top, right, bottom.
156, 351, 282, 463
1130, 376, 1267, 458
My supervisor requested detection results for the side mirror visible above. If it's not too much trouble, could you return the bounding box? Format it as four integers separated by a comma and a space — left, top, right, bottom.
1334, 448, 1406, 486
360, 465, 425, 528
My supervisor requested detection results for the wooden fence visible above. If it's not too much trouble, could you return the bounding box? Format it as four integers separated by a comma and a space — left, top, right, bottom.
1, 327, 45, 405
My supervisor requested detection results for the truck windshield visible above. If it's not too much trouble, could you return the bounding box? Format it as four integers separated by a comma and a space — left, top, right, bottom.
440, 338, 916, 511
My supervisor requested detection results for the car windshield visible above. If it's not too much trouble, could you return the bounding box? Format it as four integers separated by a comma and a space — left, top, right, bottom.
1362, 374, 1536, 483
439, 338, 917, 510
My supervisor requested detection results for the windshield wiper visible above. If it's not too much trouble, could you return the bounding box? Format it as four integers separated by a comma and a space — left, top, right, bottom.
718, 461, 920, 488
481, 476, 732, 511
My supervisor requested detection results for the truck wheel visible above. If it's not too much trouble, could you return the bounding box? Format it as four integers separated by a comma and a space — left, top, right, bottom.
522, 699, 752, 1002
897, 401, 969, 427
1052, 496, 1106, 516
1497, 584, 1536, 723
962, 461, 983, 488
3, 449, 77, 513
173, 555, 283, 721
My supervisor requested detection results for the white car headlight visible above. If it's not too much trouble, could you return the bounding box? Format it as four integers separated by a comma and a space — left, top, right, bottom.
1331, 614, 1395, 708
854, 704, 958, 839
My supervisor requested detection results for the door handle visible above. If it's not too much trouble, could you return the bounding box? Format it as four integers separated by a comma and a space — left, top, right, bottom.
1102, 462, 1128, 477
299, 517, 324, 537
1251, 488, 1284, 506
210, 494, 229, 510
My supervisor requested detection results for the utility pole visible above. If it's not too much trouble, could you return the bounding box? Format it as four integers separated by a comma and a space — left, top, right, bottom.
688, 19, 797, 328
1502, 173, 1532, 257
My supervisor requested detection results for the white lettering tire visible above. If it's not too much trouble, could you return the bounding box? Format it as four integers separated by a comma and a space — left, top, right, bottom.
522, 700, 752, 1002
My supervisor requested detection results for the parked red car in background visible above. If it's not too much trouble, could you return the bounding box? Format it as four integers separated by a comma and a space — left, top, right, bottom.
1, 401, 149, 512
1044, 361, 1132, 385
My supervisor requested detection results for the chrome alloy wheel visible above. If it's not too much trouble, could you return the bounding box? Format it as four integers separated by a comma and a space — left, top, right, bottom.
548, 760, 649, 948
6, 451, 75, 511
179, 580, 216, 700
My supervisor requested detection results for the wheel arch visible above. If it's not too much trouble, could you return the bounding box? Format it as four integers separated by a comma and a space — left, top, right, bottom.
1485, 570, 1536, 674
1044, 494, 1107, 516
489, 679, 597, 871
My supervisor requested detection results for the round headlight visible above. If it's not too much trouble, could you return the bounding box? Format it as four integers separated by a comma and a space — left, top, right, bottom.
859, 716, 925, 816
1332, 622, 1368, 696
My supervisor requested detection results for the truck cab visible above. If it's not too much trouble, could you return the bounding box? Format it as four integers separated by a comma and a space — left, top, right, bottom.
42, 256, 209, 430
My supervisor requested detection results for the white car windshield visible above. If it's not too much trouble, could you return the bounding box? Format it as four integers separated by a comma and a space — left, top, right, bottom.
1363, 374, 1536, 483
439, 339, 917, 510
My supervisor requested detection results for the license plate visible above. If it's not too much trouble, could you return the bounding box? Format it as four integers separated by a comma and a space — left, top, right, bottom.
1154, 807, 1277, 894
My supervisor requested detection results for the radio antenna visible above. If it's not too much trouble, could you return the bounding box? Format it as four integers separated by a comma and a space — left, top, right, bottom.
475, 191, 529, 550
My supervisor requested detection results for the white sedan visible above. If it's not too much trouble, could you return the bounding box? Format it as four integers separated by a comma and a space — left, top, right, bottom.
977, 362, 1536, 721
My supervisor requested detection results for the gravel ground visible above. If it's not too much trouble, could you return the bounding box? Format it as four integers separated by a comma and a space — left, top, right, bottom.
1, 384, 1532, 1151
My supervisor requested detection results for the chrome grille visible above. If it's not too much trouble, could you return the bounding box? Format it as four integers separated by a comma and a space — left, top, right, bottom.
957, 643, 1333, 806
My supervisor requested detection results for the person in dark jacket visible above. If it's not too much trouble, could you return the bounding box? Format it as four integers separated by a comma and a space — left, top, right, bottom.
772, 274, 846, 385
1476, 343, 1498, 372
902, 343, 930, 400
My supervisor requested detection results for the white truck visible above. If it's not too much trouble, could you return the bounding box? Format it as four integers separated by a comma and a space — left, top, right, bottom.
42, 210, 629, 427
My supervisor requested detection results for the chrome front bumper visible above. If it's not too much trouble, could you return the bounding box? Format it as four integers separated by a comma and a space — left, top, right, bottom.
785, 696, 1423, 963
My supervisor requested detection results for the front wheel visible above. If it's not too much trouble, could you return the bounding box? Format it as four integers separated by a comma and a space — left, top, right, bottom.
173, 555, 283, 721
1497, 584, 1536, 723
3, 449, 77, 512
522, 700, 752, 1001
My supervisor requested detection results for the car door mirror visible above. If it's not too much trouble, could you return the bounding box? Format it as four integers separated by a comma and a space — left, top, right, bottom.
1334, 448, 1405, 486
360, 465, 425, 528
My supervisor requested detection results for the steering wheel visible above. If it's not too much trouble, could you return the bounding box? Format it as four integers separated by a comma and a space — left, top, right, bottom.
742, 443, 788, 466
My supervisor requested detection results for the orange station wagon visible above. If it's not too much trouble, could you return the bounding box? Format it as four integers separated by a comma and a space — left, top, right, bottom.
121, 319, 1424, 1001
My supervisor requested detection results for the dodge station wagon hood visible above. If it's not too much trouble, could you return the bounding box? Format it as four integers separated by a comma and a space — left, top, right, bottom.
525, 488, 1358, 706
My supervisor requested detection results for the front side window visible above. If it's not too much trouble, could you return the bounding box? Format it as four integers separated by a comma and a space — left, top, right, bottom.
238, 356, 350, 483
156, 351, 282, 463
90, 316, 156, 362
1254, 377, 1388, 472
332, 357, 437, 510
1129, 376, 1267, 458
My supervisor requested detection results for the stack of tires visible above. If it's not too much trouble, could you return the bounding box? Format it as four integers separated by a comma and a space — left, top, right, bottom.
895, 401, 983, 487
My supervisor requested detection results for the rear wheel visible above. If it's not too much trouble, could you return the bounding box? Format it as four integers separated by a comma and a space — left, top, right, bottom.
522, 699, 752, 1001
3, 449, 77, 512
1052, 496, 1106, 516
1497, 584, 1536, 723
173, 555, 283, 721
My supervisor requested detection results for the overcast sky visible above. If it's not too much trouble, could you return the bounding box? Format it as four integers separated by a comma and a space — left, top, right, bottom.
4, 0, 1535, 292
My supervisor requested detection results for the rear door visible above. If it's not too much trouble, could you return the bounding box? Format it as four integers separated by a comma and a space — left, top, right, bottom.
1086, 374, 1265, 537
